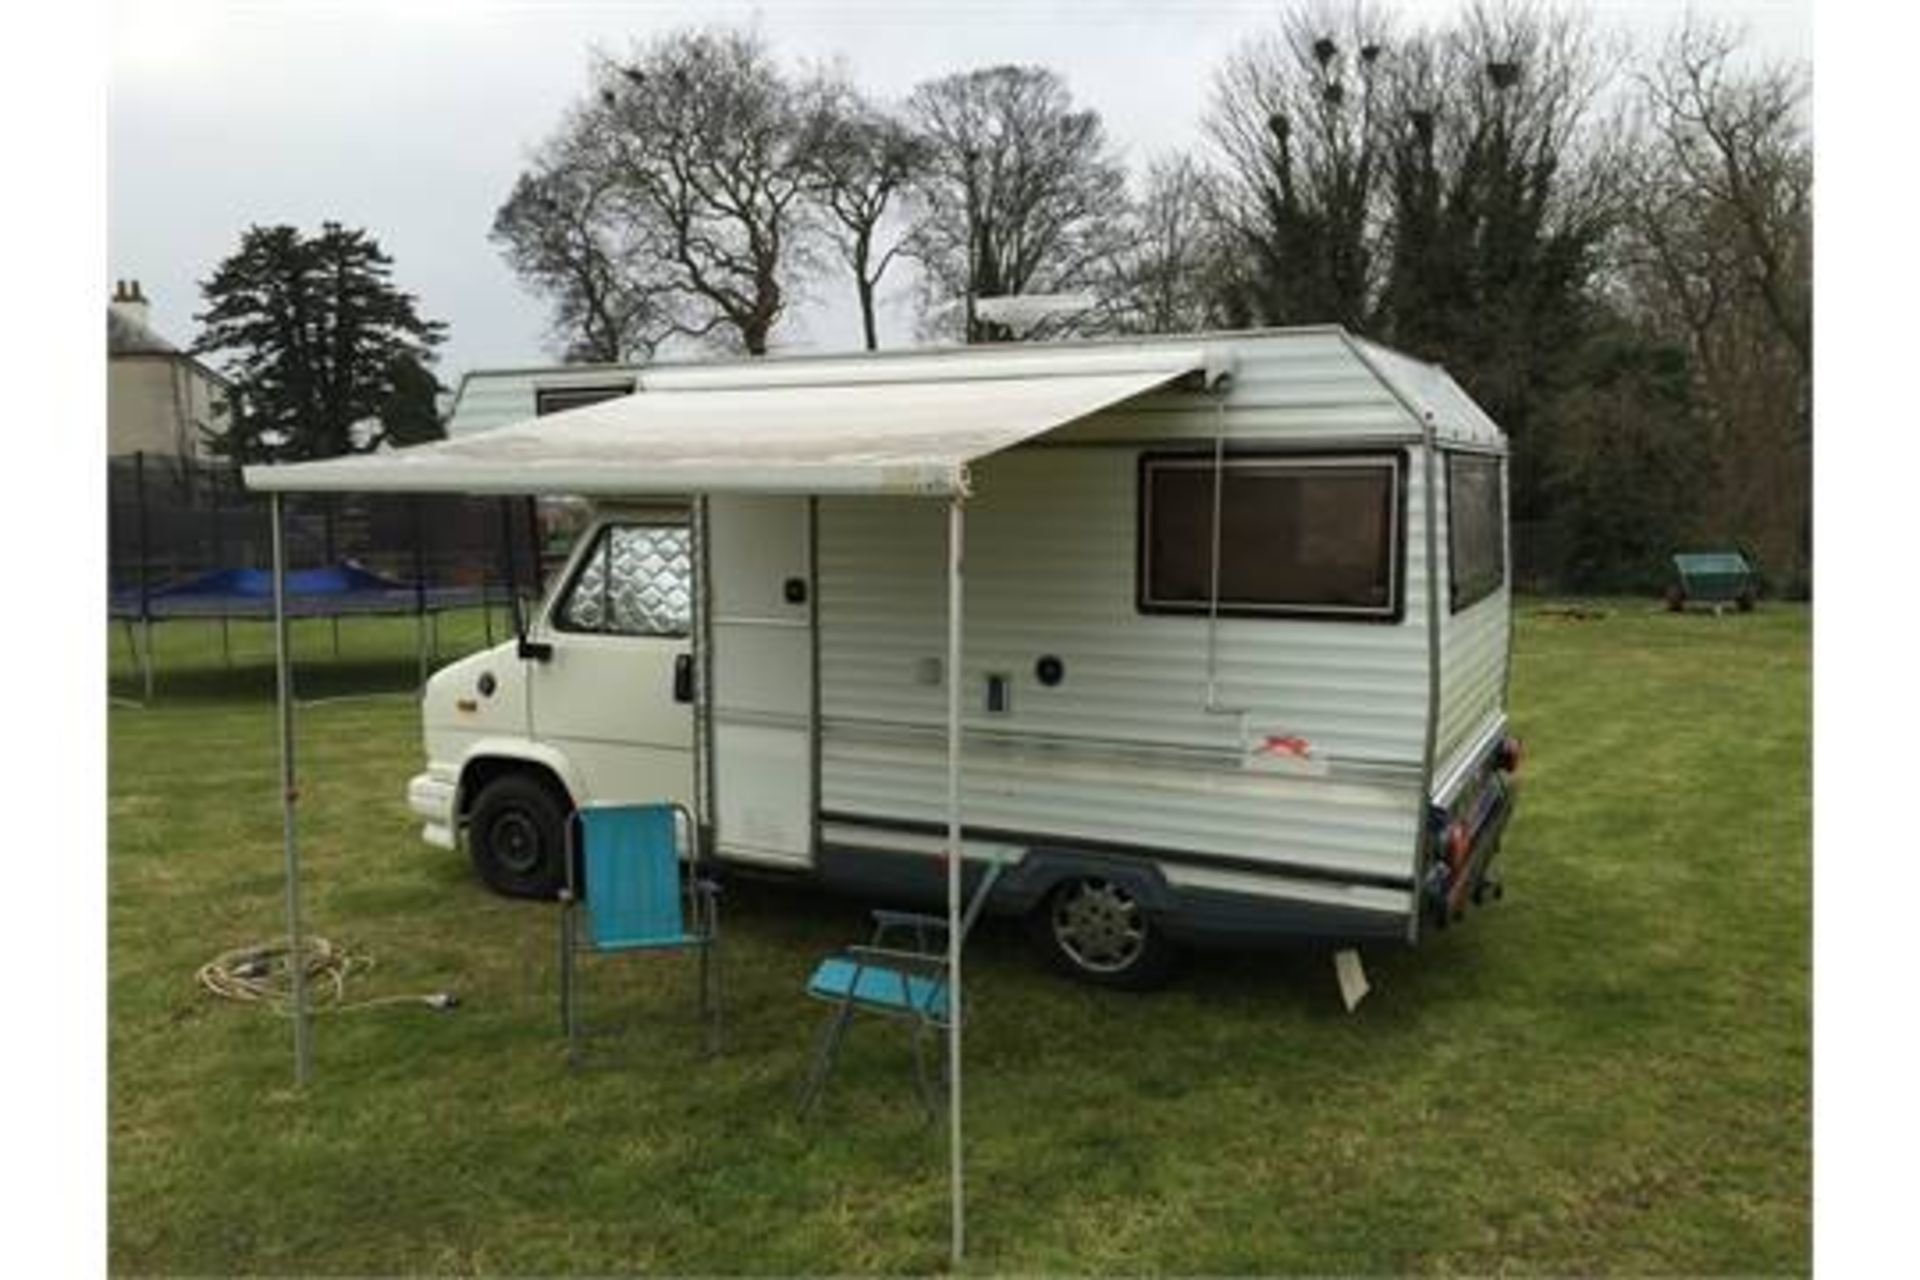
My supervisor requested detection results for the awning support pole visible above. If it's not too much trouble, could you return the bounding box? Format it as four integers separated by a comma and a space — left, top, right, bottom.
946, 495, 966, 1266
270, 492, 311, 1086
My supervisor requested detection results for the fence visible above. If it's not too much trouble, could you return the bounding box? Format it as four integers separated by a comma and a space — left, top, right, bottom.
106, 452, 580, 698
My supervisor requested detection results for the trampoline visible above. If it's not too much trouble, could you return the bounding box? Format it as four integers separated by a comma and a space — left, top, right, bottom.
108, 452, 556, 702
110, 561, 495, 701
110, 561, 488, 620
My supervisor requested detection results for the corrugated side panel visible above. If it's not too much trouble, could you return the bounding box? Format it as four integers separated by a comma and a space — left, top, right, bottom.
818, 437, 1432, 896
1049, 330, 1415, 445
446, 368, 645, 437
1349, 338, 1505, 449
1432, 458, 1512, 775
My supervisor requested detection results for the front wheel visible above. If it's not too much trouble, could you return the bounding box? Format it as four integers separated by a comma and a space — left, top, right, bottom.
1030, 877, 1179, 990
468, 773, 569, 899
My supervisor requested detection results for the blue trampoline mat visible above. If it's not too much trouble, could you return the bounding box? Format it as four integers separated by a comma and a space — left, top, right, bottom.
109, 562, 490, 620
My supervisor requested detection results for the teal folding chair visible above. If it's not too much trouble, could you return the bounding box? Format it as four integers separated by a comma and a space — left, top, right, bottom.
797, 855, 1005, 1119
559, 802, 720, 1064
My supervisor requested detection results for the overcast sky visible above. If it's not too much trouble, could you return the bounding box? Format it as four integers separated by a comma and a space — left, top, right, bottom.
108, 0, 1812, 382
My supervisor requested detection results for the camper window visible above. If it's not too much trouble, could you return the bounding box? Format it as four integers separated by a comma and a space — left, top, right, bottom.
1138, 454, 1400, 619
534, 382, 637, 416
1446, 454, 1505, 612
554, 523, 693, 637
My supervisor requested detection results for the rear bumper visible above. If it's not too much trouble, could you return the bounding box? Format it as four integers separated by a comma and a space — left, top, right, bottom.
1425, 774, 1514, 927
408, 770, 458, 850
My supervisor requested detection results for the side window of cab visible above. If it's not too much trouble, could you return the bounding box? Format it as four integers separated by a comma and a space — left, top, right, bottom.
553, 524, 693, 637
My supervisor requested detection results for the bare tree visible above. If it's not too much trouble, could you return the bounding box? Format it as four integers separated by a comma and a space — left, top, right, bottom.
1626, 21, 1810, 377
904, 64, 1130, 343
1620, 19, 1812, 590
800, 80, 926, 351
1106, 154, 1235, 335
497, 26, 826, 358
1380, 1, 1625, 515
1205, 2, 1398, 328
491, 133, 674, 362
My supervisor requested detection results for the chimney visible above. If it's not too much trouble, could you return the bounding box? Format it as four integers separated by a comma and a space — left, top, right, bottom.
110, 278, 152, 330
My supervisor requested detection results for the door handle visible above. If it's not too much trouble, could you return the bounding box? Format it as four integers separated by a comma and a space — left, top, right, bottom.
673, 653, 695, 704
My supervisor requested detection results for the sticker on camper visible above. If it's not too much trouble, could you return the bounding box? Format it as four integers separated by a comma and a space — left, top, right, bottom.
1255, 735, 1313, 759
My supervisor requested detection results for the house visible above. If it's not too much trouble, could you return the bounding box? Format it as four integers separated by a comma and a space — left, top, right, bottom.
107, 280, 231, 459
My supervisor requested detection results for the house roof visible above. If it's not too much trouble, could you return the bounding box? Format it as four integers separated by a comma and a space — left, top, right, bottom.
107, 308, 179, 356
107, 309, 233, 390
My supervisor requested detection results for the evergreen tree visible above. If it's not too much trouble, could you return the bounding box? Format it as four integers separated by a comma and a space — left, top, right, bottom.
378, 353, 446, 447
194, 222, 446, 461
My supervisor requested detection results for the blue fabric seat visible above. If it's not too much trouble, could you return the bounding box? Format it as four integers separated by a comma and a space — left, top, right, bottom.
560, 803, 719, 1063
796, 855, 1004, 1118
806, 956, 951, 1020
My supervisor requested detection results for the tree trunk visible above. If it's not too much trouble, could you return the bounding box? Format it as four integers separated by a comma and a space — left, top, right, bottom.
858, 277, 878, 352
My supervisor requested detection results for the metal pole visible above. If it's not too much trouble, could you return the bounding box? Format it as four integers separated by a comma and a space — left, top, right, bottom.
324, 496, 340, 658
270, 492, 311, 1086
211, 461, 233, 671
411, 497, 429, 689
524, 496, 543, 592
945, 495, 966, 1266
134, 450, 155, 702
140, 619, 155, 703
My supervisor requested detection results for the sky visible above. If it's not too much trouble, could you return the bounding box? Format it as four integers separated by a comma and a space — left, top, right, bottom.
108, 0, 1813, 383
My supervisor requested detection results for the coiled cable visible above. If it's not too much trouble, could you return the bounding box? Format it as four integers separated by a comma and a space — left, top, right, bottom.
197, 937, 456, 1014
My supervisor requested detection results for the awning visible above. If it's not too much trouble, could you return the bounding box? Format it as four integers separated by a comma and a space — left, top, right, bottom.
243, 353, 1210, 497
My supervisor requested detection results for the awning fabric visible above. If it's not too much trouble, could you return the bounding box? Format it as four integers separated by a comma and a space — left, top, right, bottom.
243, 355, 1207, 497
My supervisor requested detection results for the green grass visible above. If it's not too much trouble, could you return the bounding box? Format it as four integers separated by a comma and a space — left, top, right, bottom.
108, 603, 1810, 1274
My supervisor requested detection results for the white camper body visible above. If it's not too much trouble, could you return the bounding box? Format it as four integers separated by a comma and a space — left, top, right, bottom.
394, 328, 1518, 984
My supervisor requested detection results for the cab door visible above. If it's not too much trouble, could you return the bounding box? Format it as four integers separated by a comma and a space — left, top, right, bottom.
528, 516, 697, 810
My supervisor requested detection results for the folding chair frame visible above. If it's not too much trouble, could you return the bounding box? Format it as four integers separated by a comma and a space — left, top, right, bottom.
796, 857, 1005, 1120
559, 802, 721, 1066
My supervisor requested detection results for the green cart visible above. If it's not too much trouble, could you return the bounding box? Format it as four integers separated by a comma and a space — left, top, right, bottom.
1666, 551, 1757, 614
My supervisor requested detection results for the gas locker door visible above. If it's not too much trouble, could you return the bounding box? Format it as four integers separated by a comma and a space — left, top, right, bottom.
706, 495, 816, 868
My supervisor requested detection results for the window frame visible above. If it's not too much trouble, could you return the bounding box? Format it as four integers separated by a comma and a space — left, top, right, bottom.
1444, 451, 1507, 615
548, 520, 694, 639
534, 381, 636, 417
1135, 448, 1407, 623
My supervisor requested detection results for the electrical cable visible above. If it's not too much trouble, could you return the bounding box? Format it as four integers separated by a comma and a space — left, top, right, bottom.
196, 937, 457, 1015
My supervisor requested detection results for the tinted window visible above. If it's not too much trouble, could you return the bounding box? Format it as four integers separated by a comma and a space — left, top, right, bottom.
1140, 455, 1400, 619
556, 524, 692, 636
534, 383, 635, 416
1447, 454, 1505, 612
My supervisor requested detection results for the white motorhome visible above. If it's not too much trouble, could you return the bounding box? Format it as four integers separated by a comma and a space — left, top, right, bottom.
393, 329, 1519, 988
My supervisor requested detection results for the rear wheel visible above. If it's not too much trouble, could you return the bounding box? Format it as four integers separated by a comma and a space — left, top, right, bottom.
1031, 877, 1179, 990
468, 773, 569, 899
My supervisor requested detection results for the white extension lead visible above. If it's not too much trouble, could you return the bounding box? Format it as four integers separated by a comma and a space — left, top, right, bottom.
196, 937, 457, 1015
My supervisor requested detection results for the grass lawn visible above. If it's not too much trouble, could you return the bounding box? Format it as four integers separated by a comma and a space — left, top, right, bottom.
107, 603, 1810, 1274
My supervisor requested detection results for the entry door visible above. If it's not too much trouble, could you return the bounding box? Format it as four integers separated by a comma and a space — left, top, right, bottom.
706, 495, 816, 867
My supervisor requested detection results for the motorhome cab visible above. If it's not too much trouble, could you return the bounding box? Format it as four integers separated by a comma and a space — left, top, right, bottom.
401, 329, 1519, 988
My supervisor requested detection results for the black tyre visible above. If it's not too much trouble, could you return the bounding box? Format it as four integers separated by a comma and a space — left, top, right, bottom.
468, 772, 570, 899
1030, 876, 1179, 990
1664, 585, 1686, 612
